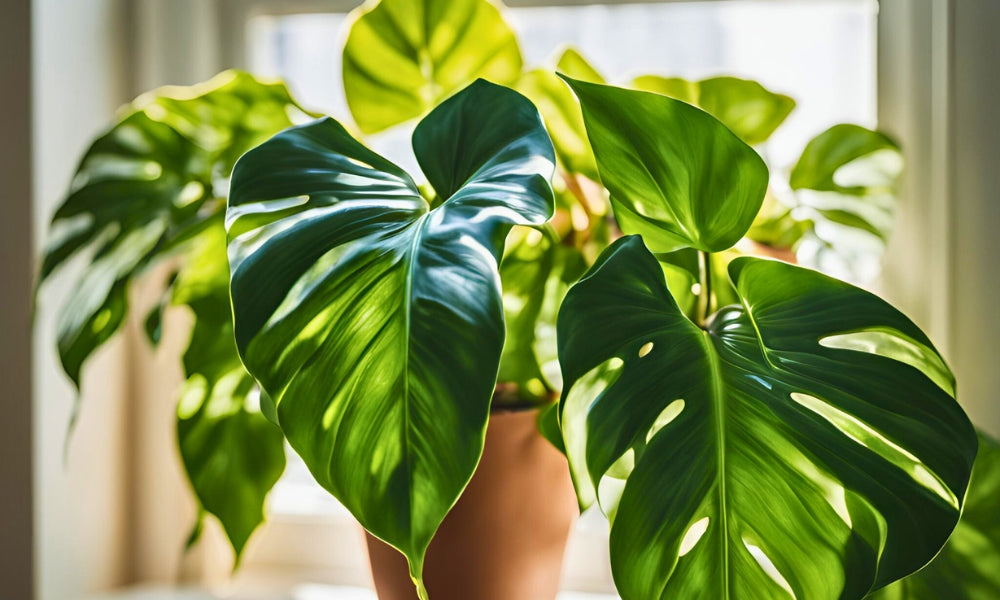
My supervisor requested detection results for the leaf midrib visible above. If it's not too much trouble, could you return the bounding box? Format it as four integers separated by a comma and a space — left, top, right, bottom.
401, 210, 431, 558
699, 329, 730, 599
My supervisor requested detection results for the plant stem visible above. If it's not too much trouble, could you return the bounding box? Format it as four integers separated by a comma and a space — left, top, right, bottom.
697, 250, 713, 327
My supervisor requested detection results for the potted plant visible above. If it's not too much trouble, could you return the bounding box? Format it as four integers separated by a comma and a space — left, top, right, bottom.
35, 0, 997, 598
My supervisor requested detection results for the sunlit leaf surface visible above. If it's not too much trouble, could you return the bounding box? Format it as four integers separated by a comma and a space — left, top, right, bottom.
558, 235, 976, 600
869, 432, 1000, 599
563, 76, 768, 254
342, 0, 522, 134
633, 75, 795, 145
227, 80, 554, 589
173, 222, 285, 559
36, 71, 305, 559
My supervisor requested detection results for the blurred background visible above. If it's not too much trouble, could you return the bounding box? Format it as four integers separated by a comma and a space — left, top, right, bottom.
2, 0, 998, 599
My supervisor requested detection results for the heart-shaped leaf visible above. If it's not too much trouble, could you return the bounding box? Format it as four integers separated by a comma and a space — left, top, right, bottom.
342, 0, 522, 134
557, 235, 976, 600
868, 432, 1000, 599
632, 75, 795, 146
226, 80, 554, 590
562, 76, 769, 253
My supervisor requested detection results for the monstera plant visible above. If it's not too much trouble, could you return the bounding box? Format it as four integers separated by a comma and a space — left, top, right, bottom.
223, 67, 980, 599
35, 71, 310, 555
36, 0, 998, 598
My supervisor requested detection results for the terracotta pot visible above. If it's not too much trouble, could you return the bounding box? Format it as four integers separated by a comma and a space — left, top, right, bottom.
366, 407, 579, 600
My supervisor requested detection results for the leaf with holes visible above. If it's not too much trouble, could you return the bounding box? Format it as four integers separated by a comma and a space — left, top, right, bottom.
342, 0, 522, 134
226, 80, 554, 592
557, 235, 976, 600
562, 76, 769, 254
632, 75, 795, 145
868, 432, 1000, 599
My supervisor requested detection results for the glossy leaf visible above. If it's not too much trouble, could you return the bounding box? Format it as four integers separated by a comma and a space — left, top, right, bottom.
37, 70, 304, 390
342, 0, 522, 134
563, 76, 769, 253
869, 432, 1000, 599
173, 222, 286, 560
226, 80, 554, 589
558, 235, 976, 600
35, 70, 306, 557
633, 75, 795, 145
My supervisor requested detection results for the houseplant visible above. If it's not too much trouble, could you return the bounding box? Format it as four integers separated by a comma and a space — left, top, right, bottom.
35, 0, 997, 598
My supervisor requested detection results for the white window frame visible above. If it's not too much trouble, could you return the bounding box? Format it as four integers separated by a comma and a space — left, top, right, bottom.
124, 0, 983, 594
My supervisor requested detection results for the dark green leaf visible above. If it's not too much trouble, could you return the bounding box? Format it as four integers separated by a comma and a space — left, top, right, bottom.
342, 0, 522, 134
632, 75, 795, 145
37, 70, 304, 389
558, 235, 976, 600
869, 432, 1000, 599
226, 80, 554, 590
562, 76, 768, 253
173, 221, 286, 561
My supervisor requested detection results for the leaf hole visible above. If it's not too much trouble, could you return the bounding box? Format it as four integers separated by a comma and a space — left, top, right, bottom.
638, 341, 654, 358
646, 399, 685, 443
818, 327, 954, 396
678, 517, 710, 557
743, 540, 797, 599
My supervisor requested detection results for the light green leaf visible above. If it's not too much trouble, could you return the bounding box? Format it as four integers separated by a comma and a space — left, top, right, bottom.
557, 47, 604, 84
226, 80, 554, 588
342, 0, 522, 134
633, 75, 795, 145
558, 235, 976, 600
790, 124, 899, 194
869, 432, 1000, 599
563, 76, 769, 253
785, 124, 903, 280
173, 221, 286, 561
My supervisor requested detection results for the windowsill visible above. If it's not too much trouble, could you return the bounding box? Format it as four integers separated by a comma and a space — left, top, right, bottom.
81, 584, 619, 600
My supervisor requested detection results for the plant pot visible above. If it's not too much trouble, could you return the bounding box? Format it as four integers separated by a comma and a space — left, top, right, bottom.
366, 407, 579, 600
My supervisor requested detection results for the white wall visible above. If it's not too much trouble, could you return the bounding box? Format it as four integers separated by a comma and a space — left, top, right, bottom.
32, 1, 133, 598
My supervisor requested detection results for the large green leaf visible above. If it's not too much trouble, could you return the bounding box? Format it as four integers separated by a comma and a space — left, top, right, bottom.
226, 80, 554, 592
173, 221, 285, 561
632, 75, 795, 146
37, 70, 304, 393
563, 76, 768, 253
557, 235, 976, 600
342, 0, 522, 134
35, 70, 305, 556
869, 432, 1000, 599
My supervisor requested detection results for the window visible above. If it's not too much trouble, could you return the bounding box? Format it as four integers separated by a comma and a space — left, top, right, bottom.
227, 1, 878, 596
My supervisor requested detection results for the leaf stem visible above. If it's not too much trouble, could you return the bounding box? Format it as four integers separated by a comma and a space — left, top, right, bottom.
697, 250, 713, 327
